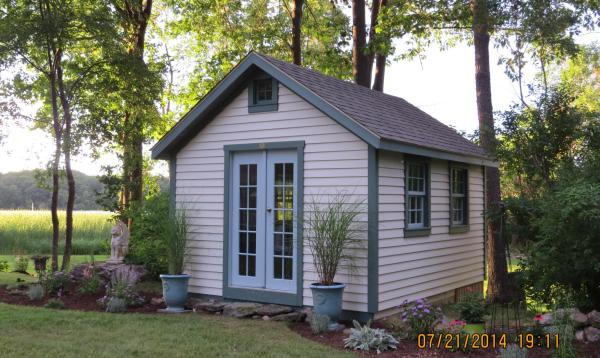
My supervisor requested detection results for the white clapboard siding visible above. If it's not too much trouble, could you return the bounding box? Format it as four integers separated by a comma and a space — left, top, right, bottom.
378, 151, 485, 311
176, 84, 369, 312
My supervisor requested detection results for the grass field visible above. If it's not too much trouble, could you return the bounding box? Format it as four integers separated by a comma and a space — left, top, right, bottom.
0, 304, 349, 357
0, 255, 108, 285
0, 210, 113, 255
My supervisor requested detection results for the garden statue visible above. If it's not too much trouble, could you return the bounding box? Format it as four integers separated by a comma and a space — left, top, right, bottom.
107, 221, 130, 264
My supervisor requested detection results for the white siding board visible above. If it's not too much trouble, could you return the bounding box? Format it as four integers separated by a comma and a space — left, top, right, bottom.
378, 151, 485, 311
176, 83, 369, 311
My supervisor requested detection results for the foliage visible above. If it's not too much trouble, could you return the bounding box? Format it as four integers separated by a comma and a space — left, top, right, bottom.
77, 265, 101, 295
343, 320, 399, 354
0, 210, 112, 255
13, 255, 29, 273
27, 283, 45, 301
547, 300, 576, 358
498, 343, 528, 358
105, 297, 127, 313
42, 271, 70, 294
0, 260, 8, 272
98, 266, 144, 308
308, 314, 330, 335
521, 181, 600, 311
165, 208, 188, 275
305, 194, 364, 285
398, 298, 443, 338
126, 192, 169, 278
44, 298, 66, 310
455, 292, 487, 323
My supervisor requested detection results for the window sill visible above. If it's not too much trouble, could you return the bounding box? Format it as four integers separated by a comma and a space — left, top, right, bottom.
404, 228, 431, 238
449, 225, 470, 234
248, 103, 278, 113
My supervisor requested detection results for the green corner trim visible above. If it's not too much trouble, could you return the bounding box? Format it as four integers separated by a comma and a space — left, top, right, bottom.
222, 140, 305, 307
449, 225, 470, 234
404, 228, 432, 238
169, 156, 177, 213
367, 146, 379, 314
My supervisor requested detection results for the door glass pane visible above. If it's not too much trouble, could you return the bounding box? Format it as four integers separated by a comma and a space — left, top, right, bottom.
238, 163, 257, 277
272, 162, 294, 281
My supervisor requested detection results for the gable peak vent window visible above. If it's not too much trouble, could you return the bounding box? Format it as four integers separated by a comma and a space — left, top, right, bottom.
248, 77, 278, 113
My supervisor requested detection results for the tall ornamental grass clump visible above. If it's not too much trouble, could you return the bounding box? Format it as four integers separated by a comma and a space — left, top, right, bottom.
164, 209, 188, 275
305, 194, 364, 285
0, 210, 112, 255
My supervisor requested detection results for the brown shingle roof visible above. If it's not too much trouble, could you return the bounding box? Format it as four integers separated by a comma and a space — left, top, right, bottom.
259, 53, 487, 159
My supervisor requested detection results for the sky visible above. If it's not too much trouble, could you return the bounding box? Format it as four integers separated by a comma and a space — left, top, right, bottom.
1, 33, 598, 176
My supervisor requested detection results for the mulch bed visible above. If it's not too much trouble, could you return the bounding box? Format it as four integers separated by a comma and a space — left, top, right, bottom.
0, 282, 165, 313
289, 321, 600, 357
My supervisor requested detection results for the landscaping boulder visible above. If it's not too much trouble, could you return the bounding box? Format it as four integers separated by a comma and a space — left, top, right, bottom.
271, 311, 306, 322
150, 297, 164, 306
190, 299, 226, 313
255, 304, 292, 316
575, 330, 585, 342
222, 302, 263, 318
584, 326, 600, 342
571, 310, 589, 328
70, 262, 147, 283
539, 312, 553, 325
588, 310, 600, 328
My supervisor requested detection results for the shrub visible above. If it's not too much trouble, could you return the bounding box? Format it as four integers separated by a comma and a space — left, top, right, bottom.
126, 192, 169, 278
309, 314, 331, 334
455, 292, 486, 323
106, 297, 127, 313
305, 194, 364, 285
44, 298, 65, 309
522, 181, 600, 311
398, 299, 443, 338
14, 255, 29, 273
0, 260, 8, 272
77, 265, 101, 295
343, 320, 399, 354
43, 271, 70, 294
499, 344, 528, 358
27, 284, 45, 301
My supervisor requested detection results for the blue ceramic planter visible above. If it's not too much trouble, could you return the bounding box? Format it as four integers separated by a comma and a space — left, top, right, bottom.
160, 274, 191, 312
310, 283, 346, 321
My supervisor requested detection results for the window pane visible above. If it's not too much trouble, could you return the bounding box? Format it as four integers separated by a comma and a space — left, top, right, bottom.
274, 257, 282, 279
248, 233, 256, 254
275, 187, 284, 208
239, 232, 247, 253
274, 234, 283, 255
240, 165, 248, 185
248, 255, 256, 276
284, 234, 293, 256
249, 187, 257, 208
239, 210, 247, 231
284, 258, 293, 280
248, 210, 256, 231
284, 188, 293, 209
239, 255, 246, 276
240, 188, 248, 208
284, 163, 293, 184
249, 164, 257, 186
275, 163, 284, 185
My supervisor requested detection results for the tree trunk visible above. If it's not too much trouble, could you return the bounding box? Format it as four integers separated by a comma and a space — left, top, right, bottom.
366, 0, 382, 77
372, 53, 386, 91
291, 0, 303, 65
352, 0, 370, 87
471, 0, 510, 303
56, 54, 75, 272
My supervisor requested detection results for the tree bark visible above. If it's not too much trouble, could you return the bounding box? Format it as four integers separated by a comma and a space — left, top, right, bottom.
471, 0, 510, 303
372, 53, 386, 91
56, 53, 75, 272
291, 0, 303, 65
352, 0, 370, 87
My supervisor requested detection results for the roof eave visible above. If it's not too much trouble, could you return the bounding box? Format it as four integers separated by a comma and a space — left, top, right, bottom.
379, 139, 498, 167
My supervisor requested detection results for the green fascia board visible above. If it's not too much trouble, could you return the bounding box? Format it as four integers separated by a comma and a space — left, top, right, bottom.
222, 141, 305, 307
367, 146, 379, 314
380, 139, 498, 167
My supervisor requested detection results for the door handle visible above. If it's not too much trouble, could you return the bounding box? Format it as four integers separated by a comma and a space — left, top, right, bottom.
267, 208, 272, 213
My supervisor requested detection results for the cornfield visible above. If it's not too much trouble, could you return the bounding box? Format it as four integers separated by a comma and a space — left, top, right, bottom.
0, 210, 114, 255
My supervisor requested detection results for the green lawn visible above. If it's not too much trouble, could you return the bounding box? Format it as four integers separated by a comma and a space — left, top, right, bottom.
0, 304, 350, 357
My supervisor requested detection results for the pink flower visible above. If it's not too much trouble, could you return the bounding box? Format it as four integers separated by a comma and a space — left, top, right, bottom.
534, 314, 542, 322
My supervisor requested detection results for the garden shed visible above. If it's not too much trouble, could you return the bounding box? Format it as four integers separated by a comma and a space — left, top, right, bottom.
151, 52, 495, 320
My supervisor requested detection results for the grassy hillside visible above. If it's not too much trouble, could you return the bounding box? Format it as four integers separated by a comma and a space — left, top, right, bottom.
0, 210, 113, 255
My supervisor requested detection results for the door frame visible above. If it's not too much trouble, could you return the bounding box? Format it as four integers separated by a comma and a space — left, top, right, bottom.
222, 141, 305, 306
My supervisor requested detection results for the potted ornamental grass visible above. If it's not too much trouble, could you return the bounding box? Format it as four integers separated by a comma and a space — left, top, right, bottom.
160, 209, 191, 312
306, 193, 364, 321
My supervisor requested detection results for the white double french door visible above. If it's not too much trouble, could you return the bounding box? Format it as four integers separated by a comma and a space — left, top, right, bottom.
230, 150, 297, 292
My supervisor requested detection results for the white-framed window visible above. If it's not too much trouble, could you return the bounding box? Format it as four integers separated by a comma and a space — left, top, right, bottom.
406, 161, 429, 229
450, 167, 468, 226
